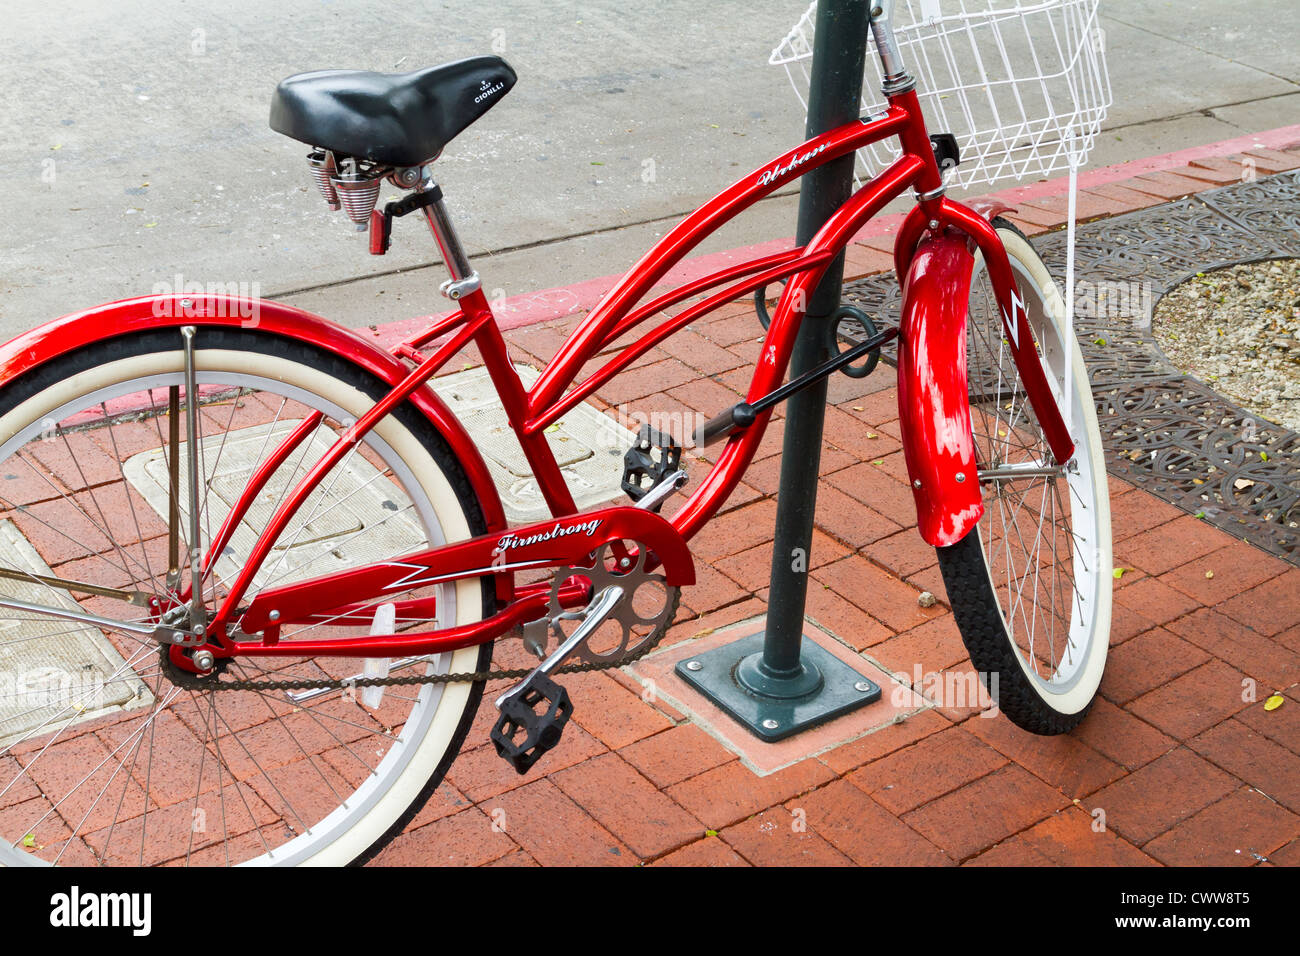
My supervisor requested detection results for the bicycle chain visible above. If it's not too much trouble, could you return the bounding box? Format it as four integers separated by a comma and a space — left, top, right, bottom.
205, 587, 681, 694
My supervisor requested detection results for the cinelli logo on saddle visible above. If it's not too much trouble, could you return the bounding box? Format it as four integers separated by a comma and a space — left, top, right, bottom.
496, 518, 603, 551
757, 141, 828, 186
474, 78, 505, 104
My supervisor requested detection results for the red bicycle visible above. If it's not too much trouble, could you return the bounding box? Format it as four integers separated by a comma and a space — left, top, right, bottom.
0, 8, 1110, 865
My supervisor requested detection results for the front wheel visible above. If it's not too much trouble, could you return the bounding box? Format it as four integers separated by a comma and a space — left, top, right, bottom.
0, 327, 493, 865
937, 221, 1112, 735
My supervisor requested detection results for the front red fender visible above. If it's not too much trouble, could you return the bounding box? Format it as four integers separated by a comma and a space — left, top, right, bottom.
0, 294, 509, 539
896, 235, 983, 547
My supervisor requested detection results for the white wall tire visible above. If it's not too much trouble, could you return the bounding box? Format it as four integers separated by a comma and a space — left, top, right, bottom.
0, 328, 494, 865
936, 222, 1112, 734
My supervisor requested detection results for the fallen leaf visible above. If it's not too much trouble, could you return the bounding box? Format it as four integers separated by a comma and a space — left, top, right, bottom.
1113, 567, 1127, 579
1264, 695, 1284, 711
1234, 478, 1255, 490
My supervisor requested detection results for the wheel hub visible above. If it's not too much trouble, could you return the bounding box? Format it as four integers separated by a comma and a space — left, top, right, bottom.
159, 642, 231, 689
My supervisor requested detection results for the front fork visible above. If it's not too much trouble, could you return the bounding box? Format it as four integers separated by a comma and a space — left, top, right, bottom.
891, 195, 1076, 548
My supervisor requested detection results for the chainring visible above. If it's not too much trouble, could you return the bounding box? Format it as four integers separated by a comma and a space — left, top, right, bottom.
521, 542, 680, 666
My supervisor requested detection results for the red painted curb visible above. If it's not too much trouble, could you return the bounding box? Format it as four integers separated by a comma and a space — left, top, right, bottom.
370, 123, 1300, 351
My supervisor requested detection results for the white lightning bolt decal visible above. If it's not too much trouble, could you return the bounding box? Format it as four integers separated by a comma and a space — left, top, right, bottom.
1002, 285, 1026, 350
379, 558, 543, 592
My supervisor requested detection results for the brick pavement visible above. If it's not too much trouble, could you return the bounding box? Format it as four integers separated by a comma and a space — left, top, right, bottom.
372, 140, 1300, 867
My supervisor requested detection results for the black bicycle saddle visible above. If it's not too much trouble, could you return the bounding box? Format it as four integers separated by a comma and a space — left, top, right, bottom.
269, 56, 517, 166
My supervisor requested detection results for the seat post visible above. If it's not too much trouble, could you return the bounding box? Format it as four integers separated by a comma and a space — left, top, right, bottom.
416, 171, 482, 301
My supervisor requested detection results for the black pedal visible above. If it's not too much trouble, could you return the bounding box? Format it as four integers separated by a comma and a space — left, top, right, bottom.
490, 673, 574, 775
621, 424, 682, 509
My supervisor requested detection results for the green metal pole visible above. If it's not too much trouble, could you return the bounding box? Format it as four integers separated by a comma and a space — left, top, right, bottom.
675, 0, 883, 740
744, 0, 871, 691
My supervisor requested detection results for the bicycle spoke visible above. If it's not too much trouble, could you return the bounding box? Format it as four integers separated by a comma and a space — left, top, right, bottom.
0, 336, 483, 865
955, 231, 1108, 710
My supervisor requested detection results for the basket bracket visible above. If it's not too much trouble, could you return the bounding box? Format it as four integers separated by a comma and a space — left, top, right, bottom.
929, 132, 960, 174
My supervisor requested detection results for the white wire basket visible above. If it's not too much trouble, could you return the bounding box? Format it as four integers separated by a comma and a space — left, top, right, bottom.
771, 0, 1112, 188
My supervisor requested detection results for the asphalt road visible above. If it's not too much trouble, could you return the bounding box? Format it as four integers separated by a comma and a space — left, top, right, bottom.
1, 0, 1297, 337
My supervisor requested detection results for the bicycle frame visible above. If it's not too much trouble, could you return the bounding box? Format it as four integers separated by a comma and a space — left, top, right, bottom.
0, 84, 1074, 667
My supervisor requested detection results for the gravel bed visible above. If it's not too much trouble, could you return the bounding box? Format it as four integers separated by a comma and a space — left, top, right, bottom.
1153, 259, 1300, 432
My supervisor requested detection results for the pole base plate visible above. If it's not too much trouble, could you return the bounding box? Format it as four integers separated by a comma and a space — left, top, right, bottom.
674, 631, 881, 742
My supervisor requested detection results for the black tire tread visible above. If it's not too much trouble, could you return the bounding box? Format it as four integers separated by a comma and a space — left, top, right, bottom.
937, 534, 1091, 735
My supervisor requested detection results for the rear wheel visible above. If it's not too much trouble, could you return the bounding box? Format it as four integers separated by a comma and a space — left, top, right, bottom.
937, 221, 1112, 735
0, 328, 492, 865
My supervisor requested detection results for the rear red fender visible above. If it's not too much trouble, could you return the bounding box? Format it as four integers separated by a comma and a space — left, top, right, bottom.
0, 293, 509, 540
895, 235, 984, 547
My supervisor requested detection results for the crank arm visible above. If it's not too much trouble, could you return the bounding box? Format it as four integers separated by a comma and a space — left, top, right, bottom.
496, 584, 624, 710
634, 469, 688, 512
